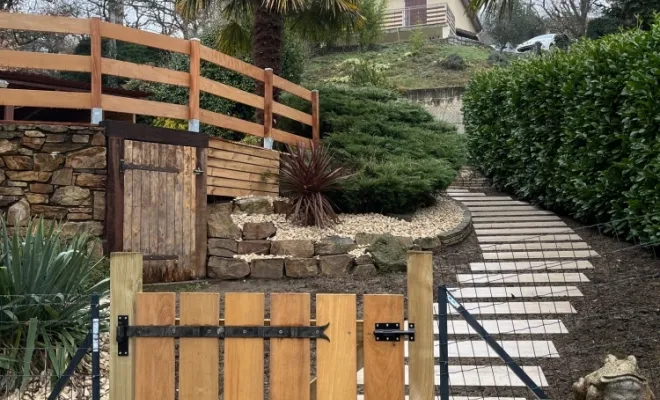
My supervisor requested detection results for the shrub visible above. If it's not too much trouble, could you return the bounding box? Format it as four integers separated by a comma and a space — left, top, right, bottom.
464, 20, 660, 242
280, 144, 347, 227
408, 28, 426, 54
280, 85, 466, 214
0, 218, 108, 392
440, 54, 466, 70
349, 60, 391, 88
487, 51, 509, 67
354, 0, 387, 50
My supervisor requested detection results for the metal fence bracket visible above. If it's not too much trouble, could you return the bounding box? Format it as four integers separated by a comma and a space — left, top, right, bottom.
374, 322, 415, 342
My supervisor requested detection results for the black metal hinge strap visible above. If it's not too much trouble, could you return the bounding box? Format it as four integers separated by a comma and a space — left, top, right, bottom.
120, 160, 179, 173
374, 322, 415, 342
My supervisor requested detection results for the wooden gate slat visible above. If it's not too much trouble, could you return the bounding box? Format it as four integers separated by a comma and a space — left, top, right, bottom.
165, 144, 176, 275
224, 292, 265, 400
182, 146, 193, 274
131, 141, 142, 252
189, 148, 197, 277
174, 145, 184, 271
316, 294, 356, 400
135, 292, 175, 400
270, 293, 310, 400
149, 143, 158, 259
123, 140, 133, 251
363, 295, 404, 400
180, 293, 219, 400
194, 147, 207, 278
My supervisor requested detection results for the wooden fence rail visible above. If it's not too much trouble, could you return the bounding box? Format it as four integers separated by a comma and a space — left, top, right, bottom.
0, 12, 319, 147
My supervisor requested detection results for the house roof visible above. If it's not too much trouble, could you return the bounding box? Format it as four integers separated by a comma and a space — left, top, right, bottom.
459, 0, 483, 32
456, 28, 479, 40
0, 70, 151, 98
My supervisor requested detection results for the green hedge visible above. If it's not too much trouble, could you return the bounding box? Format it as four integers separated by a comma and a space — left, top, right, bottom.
464, 21, 660, 241
281, 85, 466, 214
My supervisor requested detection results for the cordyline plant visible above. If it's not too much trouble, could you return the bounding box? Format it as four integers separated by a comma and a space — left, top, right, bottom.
280, 143, 348, 228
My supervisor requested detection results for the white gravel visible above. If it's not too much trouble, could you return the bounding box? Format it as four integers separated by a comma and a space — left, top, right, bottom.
232, 195, 464, 241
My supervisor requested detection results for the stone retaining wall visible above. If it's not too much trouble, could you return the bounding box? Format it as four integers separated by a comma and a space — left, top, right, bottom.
0, 123, 106, 239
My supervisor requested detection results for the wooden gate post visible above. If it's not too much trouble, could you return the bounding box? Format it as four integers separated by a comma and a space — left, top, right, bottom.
109, 252, 143, 400
407, 251, 434, 400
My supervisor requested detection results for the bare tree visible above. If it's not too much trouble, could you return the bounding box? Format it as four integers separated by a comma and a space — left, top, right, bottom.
538, 0, 602, 37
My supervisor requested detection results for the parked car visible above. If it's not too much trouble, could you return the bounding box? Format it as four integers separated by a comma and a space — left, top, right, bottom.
516, 34, 561, 52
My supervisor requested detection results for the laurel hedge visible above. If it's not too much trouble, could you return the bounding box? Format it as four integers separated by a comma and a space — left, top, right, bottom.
464, 21, 660, 242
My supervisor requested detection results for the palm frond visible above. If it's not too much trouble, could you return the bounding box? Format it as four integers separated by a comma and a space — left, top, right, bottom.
216, 19, 252, 56
288, 0, 363, 42
263, 0, 306, 14
467, 0, 517, 18
176, 0, 214, 20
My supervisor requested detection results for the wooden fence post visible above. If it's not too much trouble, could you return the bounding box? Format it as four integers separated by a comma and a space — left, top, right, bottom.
263, 68, 274, 149
109, 252, 143, 400
311, 90, 320, 146
407, 251, 434, 400
188, 38, 201, 132
90, 17, 102, 124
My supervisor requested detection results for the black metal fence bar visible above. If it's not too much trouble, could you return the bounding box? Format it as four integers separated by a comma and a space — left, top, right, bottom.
91, 293, 101, 400
438, 285, 450, 400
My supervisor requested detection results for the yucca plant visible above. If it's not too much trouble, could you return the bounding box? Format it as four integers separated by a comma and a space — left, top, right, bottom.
280, 143, 348, 228
0, 217, 108, 392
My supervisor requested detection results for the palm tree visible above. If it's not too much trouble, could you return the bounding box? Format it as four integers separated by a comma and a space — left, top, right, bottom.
466, 0, 518, 19
177, 0, 362, 97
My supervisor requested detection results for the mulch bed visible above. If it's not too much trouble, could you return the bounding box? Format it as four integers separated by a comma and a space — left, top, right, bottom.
146, 188, 660, 399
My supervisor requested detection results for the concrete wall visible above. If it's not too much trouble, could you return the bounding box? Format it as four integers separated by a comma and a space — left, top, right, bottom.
0, 122, 106, 240
406, 86, 465, 133
445, 0, 476, 32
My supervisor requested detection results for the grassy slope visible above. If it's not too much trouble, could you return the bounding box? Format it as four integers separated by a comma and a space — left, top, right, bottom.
302, 41, 493, 90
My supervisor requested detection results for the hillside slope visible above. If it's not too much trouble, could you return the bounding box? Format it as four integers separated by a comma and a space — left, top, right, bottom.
302, 41, 494, 90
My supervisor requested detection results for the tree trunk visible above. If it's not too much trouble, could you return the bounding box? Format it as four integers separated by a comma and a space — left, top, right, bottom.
251, 4, 284, 126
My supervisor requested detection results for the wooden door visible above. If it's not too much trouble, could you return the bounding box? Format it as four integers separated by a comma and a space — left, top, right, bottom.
104, 121, 208, 283
405, 0, 427, 26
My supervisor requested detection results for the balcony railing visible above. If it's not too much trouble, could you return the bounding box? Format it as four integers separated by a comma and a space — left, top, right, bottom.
383, 3, 455, 35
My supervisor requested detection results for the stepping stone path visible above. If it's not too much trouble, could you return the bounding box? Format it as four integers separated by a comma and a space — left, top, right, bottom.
429, 181, 597, 398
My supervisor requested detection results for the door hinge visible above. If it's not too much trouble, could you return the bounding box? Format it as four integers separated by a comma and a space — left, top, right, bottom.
193, 167, 203, 175
374, 322, 415, 342
116, 316, 329, 356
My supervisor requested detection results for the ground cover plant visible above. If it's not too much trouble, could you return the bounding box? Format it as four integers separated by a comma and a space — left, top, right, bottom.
0, 218, 108, 392
281, 85, 466, 214
464, 20, 660, 242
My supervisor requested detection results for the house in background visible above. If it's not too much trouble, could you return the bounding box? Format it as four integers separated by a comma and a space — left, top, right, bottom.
381, 0, 482, 43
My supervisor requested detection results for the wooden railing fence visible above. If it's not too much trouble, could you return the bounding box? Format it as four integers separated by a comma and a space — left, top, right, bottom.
0, 13, 318, 147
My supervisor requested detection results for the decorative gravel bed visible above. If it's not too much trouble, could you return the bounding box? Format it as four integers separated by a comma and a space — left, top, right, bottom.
231, 195, 464, 241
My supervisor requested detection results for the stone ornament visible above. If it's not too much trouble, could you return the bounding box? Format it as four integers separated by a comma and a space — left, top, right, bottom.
573, 355, 655, 400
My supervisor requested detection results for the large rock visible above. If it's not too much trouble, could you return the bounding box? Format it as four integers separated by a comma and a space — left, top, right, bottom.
208, 257, 250, 279
51, 186, 91, 206
208, 202, 232, 215
21, 136, 45, 150
270, 240, 314, 258
60, 221, 103, 238
6, 171, 51, 182
31, 205, 68, 219
368, 234, 411, 272
0, 187, 23, 196
0, 169, 4, 184
233, 197, 273, 214
65, 147, 106, 169
3, 156, 32, 170
237, 240, 271, 255
34, 153, 65, 172
91, 133, 105, 146
413, 236, 442, 251
25, 193, 48, 204
355, 232, 379, 246
285, 258, 318, 278
273, 199, 291, 214
207, 212, 241, 239
7, 198, 30, 226
30, 183, 54, 194
0, 196, 19, 207
251, 258, 284, 279
353, 264, 377, 276
242, 222, 276, 240
355, 253, 374, 265
93, 191, 105, 220
319, 254, 354, 276
208, 239, 238, 257
76, 173, 106, 188
315, 236, 357, 255
37, 124, 68, 133
51, 168, 73, 185
0, 139, 19, 154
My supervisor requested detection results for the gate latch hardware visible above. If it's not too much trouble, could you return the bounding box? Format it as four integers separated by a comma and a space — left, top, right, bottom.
374, 322, 415, 342
116, 315, 330, 357
193, 167, 203, 175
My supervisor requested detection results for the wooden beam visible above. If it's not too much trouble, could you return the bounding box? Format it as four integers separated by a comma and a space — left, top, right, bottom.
199, 109, 264, 138
273, 75, 312, 101
0, 89, 91, 109
311, 90, 320, 146
208, 137, 279, 161
264, 68, 274, 143
106, 137, 125, 253
99, 20, 190, 54
102, 95, 189, 120
102, 58, 189, 87
200, 77, 264, 110
0, 50, 90, 72
0, 12, 89, 34
102, 120, 209, 148
273, 102, 313, 126
208, 147, 279, 169
90, 17, 102, 110
4, 106, 14, 121
188, 39, 201, 124
271, 128, 312, 147
199, 45, 264, 82
194, 147, 207, 279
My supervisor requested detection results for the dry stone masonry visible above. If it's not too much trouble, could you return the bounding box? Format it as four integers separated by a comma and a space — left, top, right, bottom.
0, 123, 105, 239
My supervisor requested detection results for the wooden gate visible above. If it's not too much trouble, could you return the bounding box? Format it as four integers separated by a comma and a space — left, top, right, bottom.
104, 121, 208, 283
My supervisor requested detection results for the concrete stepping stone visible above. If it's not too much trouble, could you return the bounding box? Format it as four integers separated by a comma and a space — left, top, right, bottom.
405, 340, 560, 358
469, 206, 548, 212
480, 242, 590, 251
478, 234, 583, 243
358, 396, 526, 400
473, 215, 562, 222
463, 201, 529, 206
411, 319, 569, 335
357, 365, 548, 386
474, 221, 568, 229
448, 286, 583, 298
447, 188, 469, 192
448, 192, 486, 197
482, 250, 599, 260
457, 273, 590, 284
472, 210, 554, 217
475, 227, 575, 235
453, 196, 512, 201
470, 261, 594, 271
434, 301, 577, 315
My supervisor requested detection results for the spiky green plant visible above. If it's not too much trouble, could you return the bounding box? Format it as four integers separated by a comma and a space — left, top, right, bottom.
280, 143, 348, 227
0, 217, 108, 392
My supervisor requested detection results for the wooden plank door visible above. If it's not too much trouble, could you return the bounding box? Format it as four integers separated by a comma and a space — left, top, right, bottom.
104, 120, 208, 284
405, 0, 427, 26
